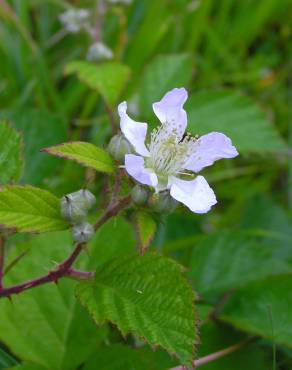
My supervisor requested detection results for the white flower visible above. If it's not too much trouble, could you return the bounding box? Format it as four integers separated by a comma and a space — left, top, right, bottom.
59, 8, 90, 33
86, 42, 114, 62
118, 88, 239, 214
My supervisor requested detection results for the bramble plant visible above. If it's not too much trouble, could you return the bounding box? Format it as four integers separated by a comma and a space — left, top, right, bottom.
0, 1, 291, 370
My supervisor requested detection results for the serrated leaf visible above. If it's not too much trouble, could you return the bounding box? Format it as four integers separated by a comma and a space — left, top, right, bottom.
76, 253, 197, 366
0, 185, 68, 233
134, 212, 157, 253
65, 61, 131, 107
0, 121, 23, 184
188, 231, 291, 300
0, 109, 67, 186
0, 232, 107, 370
140, 54, 193, 120
186, 90, 287, 153
43, 141, 114, 174
220, 275, 292, 348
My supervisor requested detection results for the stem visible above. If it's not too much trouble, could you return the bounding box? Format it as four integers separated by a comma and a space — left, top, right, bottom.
0, 196, 131, 299
4, 250, 29, 275
169, 337, 256, 370
0, 236, 5, 289
94, 195, 131, 231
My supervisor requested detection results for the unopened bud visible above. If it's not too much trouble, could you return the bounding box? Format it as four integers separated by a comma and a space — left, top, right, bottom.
60, 189, 95, 223
72, 222, 94, 243
150, 191, 178, 214
108, 134, 133, 162
87, 42, 113, 62
131, 185, 150, 206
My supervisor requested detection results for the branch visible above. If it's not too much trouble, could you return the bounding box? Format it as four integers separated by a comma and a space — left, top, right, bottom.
0, 236, 5, 289
169, 337, 256, 370
0, 195, 131, 299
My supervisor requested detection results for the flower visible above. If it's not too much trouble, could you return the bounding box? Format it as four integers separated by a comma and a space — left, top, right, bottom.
86, 42, 114, 62
59, 8, 90, 33
118, 88, 238, 214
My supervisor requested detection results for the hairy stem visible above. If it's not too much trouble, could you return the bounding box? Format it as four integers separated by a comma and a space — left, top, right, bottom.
0, 196, 131, 299
169, 337, 256, 370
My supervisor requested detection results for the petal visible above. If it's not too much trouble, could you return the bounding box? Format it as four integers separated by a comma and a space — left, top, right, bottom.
118, 102, 150, 157
184, 132, 238, 173
125, 154, 158, 187
152, 88, 188, 140
169, 176, 217, 214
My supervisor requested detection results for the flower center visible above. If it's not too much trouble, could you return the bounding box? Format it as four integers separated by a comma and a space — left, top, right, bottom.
147, 124, 196, 176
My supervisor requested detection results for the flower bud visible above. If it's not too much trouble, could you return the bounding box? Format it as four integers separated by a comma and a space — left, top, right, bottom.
150, 191, 178, 214
60, 189, 95, 223
87, 42, 113, 62
72, 222, 94, 243
107, 134, 133, 162
131, 185, 150, 206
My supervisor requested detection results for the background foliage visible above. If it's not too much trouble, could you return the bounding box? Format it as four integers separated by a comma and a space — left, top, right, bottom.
0, 0, 291, 369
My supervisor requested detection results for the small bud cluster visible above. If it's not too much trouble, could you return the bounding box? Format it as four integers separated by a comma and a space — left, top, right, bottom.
60, 189, 96, 243
131, 185, 178, 215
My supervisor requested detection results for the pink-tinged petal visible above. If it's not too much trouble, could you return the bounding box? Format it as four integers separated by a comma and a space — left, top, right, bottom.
169, 176, 217, 214
125, 154, 158, 187
152, 88, 188, 140
184, 132, 238, 173
118, 102, 150, 157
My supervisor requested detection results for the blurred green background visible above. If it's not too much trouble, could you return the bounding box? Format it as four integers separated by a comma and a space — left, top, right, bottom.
0, 0, 291, 369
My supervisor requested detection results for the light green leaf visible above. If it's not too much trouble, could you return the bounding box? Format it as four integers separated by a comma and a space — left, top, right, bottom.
221, 275, 292, 348
0, 185, 68, 233
0, 232, 106, 370
188, 231, 291, 300
186, 90, 287, 153
65, 61, 131, 107
0, 122, 23, 184
134, 211, 157, 253
76, 253, 197, 366
140, 54, 193, 120
43, 141, 114, 174
0, 109, 67, 186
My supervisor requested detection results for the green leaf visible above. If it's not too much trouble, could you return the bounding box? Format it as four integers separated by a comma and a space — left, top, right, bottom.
0, 122, 23, 184
140, 54, 193, 120
76, 253, 197, 366
134, 212, 157, 253
8, 364, 45, 370
0, 109, 67, 186
188, 231, 291, 300
0, 185, 68, 233
83, 343, 177, 370
65, 61, 131, 107
220, 275, 292, 348
0, 232, 106, 370
43, 141, 114, 174
186, 90, 287, 153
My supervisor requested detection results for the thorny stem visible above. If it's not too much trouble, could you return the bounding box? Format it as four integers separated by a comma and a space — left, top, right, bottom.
169, 337, 256, 370
0, 196, 131, 299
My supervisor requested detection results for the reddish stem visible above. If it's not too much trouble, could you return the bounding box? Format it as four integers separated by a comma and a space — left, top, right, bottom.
0, 196, 131, 299
0, 236, 5, 289
169, 337, 256, 370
